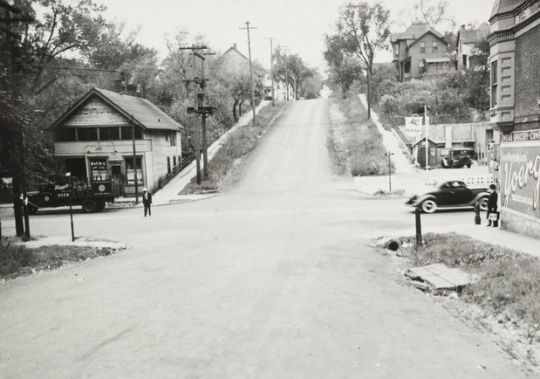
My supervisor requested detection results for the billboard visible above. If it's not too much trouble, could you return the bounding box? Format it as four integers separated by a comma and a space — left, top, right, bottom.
404, 117, 424, 136
500, 144, 540, 219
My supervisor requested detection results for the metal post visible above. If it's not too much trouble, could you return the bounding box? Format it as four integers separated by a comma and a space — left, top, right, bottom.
131, 115, 139, 204
474, 202, 481, 225
366, 68, 371, 120
68, 175, 75, 242
386, 152, 393, 192
193, 123, 202, 185
424, 104, 429, 179
415, 208, 422, 248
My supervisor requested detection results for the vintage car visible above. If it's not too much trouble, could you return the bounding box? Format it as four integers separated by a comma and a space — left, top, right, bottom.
405, 180, 489, 213
441, 149, 475, 168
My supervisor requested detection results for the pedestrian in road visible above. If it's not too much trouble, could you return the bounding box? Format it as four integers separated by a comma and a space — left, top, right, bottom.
142, 188, 152, 217
486, 183, 498, 227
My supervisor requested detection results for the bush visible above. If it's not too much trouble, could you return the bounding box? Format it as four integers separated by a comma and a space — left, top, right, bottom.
0, 242, 34, 276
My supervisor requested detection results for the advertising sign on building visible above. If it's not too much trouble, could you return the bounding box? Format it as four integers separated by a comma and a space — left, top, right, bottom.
500, 145, 540, 219
404, 117, 423, 136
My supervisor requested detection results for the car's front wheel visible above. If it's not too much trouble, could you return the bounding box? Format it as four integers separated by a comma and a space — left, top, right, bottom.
421, 199, 437, 213
478, 197, 488, 211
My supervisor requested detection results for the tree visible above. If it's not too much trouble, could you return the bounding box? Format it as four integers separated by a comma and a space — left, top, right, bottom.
272, 50, 314, 100
326, 2, 391, 118
398, 0, 455, 29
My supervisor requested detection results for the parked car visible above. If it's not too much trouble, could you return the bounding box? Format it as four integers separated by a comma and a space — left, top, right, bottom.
405, 180, 489, 213
441, 149, 475, 168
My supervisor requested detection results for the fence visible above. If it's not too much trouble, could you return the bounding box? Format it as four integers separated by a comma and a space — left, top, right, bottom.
158, 152, 195, 189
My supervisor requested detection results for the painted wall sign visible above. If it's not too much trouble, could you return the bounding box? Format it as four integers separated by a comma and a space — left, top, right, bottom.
500, 146, 540, 219
501, 129, 540, 142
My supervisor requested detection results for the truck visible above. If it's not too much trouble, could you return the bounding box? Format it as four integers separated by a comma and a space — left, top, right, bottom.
26, 175, 121, 214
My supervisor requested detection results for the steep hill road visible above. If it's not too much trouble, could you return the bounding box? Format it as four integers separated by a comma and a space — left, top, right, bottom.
0, 99, 525, 378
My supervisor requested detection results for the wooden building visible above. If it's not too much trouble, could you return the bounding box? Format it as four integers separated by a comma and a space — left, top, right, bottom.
48, 88, 183, 195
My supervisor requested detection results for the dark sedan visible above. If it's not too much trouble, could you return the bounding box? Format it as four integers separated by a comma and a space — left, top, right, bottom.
406, 180, 489, 213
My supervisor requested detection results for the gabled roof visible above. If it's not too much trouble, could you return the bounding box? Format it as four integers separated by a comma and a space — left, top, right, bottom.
391, 23, 445, 42
48, 88, 183, 132
221, 45, 248, 61
457, 23, 490, 45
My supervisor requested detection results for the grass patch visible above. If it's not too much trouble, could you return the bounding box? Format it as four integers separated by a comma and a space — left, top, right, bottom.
0, 238, 115, 280
181, 102, 288, 194
327, 95, 394, 177
398, 233, 540, 328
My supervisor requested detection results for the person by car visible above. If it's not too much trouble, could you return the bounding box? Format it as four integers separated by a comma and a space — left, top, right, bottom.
486, 183, 498, 227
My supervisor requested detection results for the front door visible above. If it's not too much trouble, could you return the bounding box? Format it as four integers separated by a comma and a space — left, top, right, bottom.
111, 165, 122, 195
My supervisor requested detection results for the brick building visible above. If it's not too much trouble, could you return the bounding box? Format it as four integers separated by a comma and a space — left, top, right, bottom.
48, 87, 183, 196
489, 0, 540, 238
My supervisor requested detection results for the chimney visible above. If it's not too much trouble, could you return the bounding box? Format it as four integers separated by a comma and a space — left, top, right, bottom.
113, 79, 124, 93
233, 43, 237, 50
126, 84, 137, 96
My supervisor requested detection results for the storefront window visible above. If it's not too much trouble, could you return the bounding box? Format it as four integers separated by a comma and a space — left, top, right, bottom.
54, 129, 77, 142
125, 157, 143, 185
90, 159, 108, 182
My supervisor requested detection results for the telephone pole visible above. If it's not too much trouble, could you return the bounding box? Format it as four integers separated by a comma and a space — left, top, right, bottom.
240, 22, 257, 124
181, 46, 217, 183
265, 37, 277, 106
280, 45, 290, 101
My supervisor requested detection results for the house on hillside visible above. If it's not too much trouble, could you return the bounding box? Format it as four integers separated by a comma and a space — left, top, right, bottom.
48, 87, 183, 195
391, 23, 450, 81
488, 0, 540, 239
221, 43, 250, 74
456, 22, 490, 70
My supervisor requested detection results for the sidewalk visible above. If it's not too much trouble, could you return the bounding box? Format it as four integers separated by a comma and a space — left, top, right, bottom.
151, 100, 270, 205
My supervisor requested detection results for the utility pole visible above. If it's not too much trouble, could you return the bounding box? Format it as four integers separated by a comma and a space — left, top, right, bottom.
131, 115, 139, 204
240, 22, 257, 124
280, 45, 290, 101
181, 46, 217, 183
266, 37, 277, 107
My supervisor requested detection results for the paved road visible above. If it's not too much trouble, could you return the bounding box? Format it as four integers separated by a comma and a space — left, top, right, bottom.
0, 99, 524, 378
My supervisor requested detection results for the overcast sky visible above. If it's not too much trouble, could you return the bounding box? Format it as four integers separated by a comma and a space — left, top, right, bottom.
98, 0, 495, 72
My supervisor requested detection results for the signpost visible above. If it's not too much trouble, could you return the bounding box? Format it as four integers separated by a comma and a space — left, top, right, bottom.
385, 152, 394, 192
66, 172, 75, 242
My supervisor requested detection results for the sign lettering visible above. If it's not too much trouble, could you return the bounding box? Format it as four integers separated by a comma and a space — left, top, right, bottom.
501, 129, 540, 142
502, 149, 540, 217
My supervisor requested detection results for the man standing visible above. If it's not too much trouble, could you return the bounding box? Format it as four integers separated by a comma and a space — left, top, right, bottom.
142, 188, 152, 217
486, 183, 498, 227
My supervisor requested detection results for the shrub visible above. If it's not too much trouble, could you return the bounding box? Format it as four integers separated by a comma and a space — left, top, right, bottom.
0, 242, 34, 276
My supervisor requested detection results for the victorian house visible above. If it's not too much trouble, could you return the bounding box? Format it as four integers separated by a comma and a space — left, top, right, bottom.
456, 22, 490, 70
391, 23, 450, 81
48, 87, 183, 196
489, 0, 540, 238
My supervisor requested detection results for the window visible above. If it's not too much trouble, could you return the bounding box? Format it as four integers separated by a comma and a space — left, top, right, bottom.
167, 157, 171, 174
420, 42, 425, 53
173, 156, 177, 166
432, 42, 438, 53
54, 129, 77, 142
99, 127, 120, 141
491, 60, 498, 107
125, 157, 143, 185
169, 131, 176, 146
121, 126, 142, 140
393, 43, 399, 56
77, 128, 98, 141
89, 159, 108, 182
462, 55, 467, 69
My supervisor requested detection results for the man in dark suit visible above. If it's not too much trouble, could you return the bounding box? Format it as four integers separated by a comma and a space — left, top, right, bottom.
142, 188, 152, 217
486, 183, 498, 227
